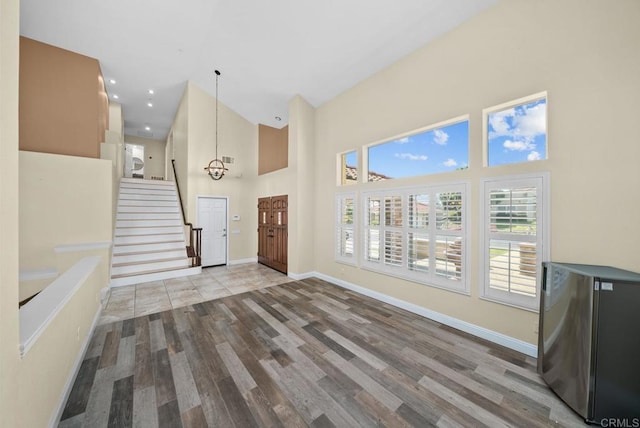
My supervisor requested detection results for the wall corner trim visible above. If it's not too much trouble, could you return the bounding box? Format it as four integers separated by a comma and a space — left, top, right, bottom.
302, 271, 538, 358
19, 256, 101, 356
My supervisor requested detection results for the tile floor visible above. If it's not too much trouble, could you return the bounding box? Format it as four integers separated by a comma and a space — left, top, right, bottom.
99, 263, 292, 325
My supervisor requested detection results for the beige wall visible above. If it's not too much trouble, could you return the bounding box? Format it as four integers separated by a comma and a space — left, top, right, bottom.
184, 82, 259, 262
19, 151, 113, 272
288, 96, 316, 274
168, 88, 189, 207
19, 37, 107, 158
314, 0, 640, 345
16, 151, 111, 426
125, 135, 167, 180
0, 0, 20, 425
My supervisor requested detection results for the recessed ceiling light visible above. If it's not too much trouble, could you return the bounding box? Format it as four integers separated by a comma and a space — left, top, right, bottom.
147, 102, 153, 107
112, 94, 119, 99
109, 79, 116, 84
145, 126, 151, 131
148, 89, 154, 95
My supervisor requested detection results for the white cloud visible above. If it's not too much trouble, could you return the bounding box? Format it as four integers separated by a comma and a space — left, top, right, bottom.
395, 152, 428, 161
503, 139, 535, 151
396, 137, 410, 144
488, 108, 515, 137
527, 151, 541, 161
433, 129, 449, 145
443, 158, 457, 167
514, 103, 546, 139
488, 100, 546, 142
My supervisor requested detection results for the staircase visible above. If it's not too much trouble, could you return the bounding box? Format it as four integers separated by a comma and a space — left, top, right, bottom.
110, 178, 201, 287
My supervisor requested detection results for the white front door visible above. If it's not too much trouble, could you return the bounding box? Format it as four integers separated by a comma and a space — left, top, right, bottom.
198, 197, 227, 267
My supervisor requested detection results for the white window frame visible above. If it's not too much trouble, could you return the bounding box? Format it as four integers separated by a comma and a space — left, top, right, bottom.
480, 172, 550, 311
335, 193, 357, 265
336, 150, 358, 186
361, 182, 469, 294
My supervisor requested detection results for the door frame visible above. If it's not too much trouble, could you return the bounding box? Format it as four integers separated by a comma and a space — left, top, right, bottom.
196, 195, 230, 266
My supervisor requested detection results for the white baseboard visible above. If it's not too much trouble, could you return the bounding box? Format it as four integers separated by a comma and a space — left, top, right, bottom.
48, 303, 102, 428
304, 271, 538, 358
228, 257, 258, 266
287, 271, 315, 281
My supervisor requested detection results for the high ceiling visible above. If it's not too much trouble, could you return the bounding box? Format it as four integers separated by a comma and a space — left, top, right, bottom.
20, 0, 496, 140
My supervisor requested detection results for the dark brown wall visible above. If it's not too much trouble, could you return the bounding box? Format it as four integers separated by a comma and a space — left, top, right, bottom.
258, 124, 288, 175
19, 37, 108, 158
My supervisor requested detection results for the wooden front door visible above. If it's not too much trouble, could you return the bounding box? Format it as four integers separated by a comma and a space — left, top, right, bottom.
257, 195, 288, 273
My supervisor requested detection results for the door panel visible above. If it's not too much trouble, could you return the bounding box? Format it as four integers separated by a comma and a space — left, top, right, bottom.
199, 197, 227, 267
257, 195, 288, 273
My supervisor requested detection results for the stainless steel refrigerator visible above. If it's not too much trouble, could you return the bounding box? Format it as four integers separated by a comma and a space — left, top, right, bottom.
538, 262, 640, 424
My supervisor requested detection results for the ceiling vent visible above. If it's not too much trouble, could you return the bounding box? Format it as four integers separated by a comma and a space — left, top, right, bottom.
222, 156, 234, 164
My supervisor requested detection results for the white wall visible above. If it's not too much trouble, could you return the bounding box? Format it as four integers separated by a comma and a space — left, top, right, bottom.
313, 0, 640, 345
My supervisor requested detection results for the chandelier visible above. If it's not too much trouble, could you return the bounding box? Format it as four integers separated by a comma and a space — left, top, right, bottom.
204, 69, 228, 180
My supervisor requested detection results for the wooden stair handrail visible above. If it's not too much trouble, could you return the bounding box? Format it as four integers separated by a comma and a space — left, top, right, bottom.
172, 159, 202, 267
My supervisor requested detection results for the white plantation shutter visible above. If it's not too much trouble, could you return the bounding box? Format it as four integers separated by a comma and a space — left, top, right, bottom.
362, 183, 468, 293
365, 196, 381, 262
408, 194, 429, 273
383, 196, 403, 267
481, 174, 549, 310
335, 194, 356, 264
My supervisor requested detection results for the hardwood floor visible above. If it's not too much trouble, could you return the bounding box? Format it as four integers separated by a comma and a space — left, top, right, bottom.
58, 277, 585, 427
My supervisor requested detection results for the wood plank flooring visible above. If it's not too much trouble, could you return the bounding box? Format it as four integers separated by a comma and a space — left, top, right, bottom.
58, 277, 585, 427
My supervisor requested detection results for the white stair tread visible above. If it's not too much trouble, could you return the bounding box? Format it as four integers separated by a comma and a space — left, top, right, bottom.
116, 219, 183, 228
112, 249, 188, 265
117, 213, 181, 220
121, 178, 174, 186
115, 226, 184, 236
118, 200, 179, 207
113, 241, 186, 254
119, 194, 177, 201
117, 206, 180, 213
120, 188, 177, 196
114, 234, 185, 245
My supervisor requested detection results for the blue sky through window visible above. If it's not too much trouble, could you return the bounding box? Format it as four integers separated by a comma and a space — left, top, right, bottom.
487, 98, 547, 166
368, 120, 469, 180
345, 151, 357, 167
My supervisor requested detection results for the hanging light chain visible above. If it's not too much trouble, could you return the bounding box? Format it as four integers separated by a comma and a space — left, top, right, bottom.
215, 69, 220, 160
204, 69, 228, 181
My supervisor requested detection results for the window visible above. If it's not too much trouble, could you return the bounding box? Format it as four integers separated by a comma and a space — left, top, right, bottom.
484, 92, 547, 167
481, 173, 549, 310
335, 193, 356, 264
362, 183, 468, 293
367, 117, 469, 181
338, 151, 358, 185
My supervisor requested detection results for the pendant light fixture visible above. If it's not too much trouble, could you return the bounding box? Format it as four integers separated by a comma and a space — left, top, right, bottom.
204, 69, 228, 180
